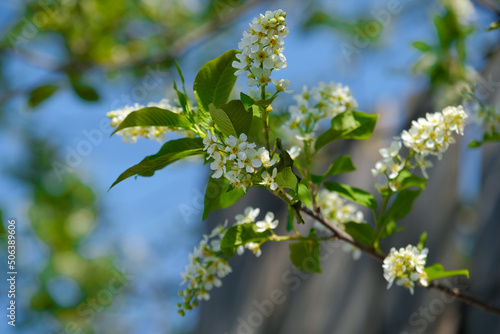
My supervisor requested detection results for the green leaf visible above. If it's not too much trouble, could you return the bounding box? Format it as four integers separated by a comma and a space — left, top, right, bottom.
311, 155, 356, 184
484, 131, 500, 143
323, 182, 377, 210
468, 140, 482, 148
109, 138, 203, 190
276, 167, 297, 190
378, 218, 405, 239
173, 61, 190, 113
202, 177, 245, 220
276, 138, 294, 171
434, 13, 455, 49
71, 82, 99, 101
247, 116, 265, 142
417, 231, 428, 251
173, 80, 189, 114
385, 189, 421, 221
396, 170, 427, 190
221, 224, 268, 257
315, 111, 378, 151
254, 94, 278, 109
111, 107, 191, 135
193, 49, 240, 113
487, 20, 500, 31
289, 231, 321, 273
240, 92, 255, 110
68, 71, 99, 101
174, 60, 185, 86
208, 100, 252, 137
425, 263, 469, 282
297, 182, 313, 208
28, 85, 59, 107
344, 222, 373, 247
412, 41, 432, 52
469, 131, 500, 148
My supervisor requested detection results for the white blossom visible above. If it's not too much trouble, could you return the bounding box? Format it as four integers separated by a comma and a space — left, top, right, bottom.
273, 79, 292, 93
286, 82, 358, 143
441, 0, 475, 23
233, 9, 289, 90
314, 190, 364, 233
178, 223, 232, 313
372, 105, 467, 192
235, 207, 260, 225
203, 131, 278, 191
237, 242, 262, 257
401, 105, 467, 158
259, 168, 278, 191
382, 244, 429, 294
255, 212, 279, 232
210, 152, 226, 178
380, 141, 401, 159
287, 146, 301, 160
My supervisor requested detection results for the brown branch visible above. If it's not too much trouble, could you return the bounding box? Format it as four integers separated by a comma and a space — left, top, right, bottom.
428, 281, 500, 316
299, 203, 384, 262
288, 195, 500, 316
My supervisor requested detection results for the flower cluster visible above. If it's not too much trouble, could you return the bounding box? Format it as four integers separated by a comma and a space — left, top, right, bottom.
203, 132, 278, 192
373, 105, 467, 189
315, 190, 364, 229
401, 106, 467, 157
233, 9, 289, 89
288, 82, 358, 141
476, 105, 500, 135
382, 245, 429, 294
178, 206, 278, 315
177, 222, 231, 315
107, 99, 189, 144
313, 190, 364, 259
236, 209, 279, 257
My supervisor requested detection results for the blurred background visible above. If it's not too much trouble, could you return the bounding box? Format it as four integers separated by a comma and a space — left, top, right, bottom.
0, 0, 499, 333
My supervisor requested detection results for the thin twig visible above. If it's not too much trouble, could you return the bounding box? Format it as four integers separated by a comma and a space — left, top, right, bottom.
428, 281, 500, 315
282, 193, 500, 316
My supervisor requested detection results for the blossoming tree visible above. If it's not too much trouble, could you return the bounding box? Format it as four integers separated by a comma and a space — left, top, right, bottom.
106, 8, 500, 319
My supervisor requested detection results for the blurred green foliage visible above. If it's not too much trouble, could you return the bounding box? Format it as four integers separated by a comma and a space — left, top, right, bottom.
0, 0, 249, 108
11, 138, 125, 333
412, 5, 474, 107
0, 1, 270, 332
304, 11, 382, 43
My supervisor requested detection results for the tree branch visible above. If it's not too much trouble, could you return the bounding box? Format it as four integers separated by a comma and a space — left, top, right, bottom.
290, 195, 500, 316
